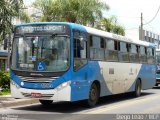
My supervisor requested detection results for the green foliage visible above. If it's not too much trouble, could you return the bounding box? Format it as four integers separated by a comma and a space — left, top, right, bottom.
33, 0, 109, 25
0, 89, 10, 95
33, 0, 125, 35
112, 24, 125, 36
19, 10, 30, 23
97, 16, 125, 35
0, 71, 10, 90
0, 0, 30, 42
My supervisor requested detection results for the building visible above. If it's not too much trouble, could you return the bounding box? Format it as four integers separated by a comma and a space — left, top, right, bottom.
0, 39, 8, 71
0, 42, 8, 71
140, 29, 160, 49
126, 28, 160, 49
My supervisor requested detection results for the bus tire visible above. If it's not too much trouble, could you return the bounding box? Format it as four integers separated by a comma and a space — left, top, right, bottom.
155, 83, 159, 86
39, 100, 53, 105
87, 83, 100, 107
133, 79, 141, 97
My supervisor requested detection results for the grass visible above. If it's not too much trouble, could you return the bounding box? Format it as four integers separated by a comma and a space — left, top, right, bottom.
0, 89, 11, 96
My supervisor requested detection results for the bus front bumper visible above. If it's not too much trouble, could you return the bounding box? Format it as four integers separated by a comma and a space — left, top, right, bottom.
10, 82, 71, 102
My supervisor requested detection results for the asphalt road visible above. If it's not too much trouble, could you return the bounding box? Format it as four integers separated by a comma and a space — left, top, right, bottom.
0, 86, 160, 120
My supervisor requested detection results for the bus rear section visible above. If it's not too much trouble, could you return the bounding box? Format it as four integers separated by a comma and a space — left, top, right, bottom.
156, 49, 160, 86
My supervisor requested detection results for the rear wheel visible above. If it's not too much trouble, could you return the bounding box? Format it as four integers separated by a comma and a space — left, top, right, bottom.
155, 83, 159, 86
39, 100, 53, 105
133, 80, 141, 97
87, 83, 100, 107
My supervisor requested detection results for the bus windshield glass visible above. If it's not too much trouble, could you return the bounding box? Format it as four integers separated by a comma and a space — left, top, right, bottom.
11, 35, 70, 72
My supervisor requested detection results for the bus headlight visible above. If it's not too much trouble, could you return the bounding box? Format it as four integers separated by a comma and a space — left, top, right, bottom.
10, 80, 20, 89
56, 81, 71, 91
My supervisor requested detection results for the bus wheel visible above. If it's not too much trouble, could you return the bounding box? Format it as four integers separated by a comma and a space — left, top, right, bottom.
133, 79, 141, 97
87, 83, 99, 107
39, 100, 53, 105
155, 83, 159, 86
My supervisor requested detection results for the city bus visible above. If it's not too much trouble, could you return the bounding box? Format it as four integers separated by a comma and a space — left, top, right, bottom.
10, 22, 156, 107
156, 49, 160, 86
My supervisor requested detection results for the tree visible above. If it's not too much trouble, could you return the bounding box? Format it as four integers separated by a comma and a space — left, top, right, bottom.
33, 0, 109, 26
0, 0, 30, 42
112, 24, 125, 36
97, 16, 125, 35
19, 10, 30, 23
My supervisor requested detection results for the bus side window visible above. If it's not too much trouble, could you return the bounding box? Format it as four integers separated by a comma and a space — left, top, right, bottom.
147, 48, 154, 64
106, 39, 118, 61
152, 48, 155, 57
126, 43, 130, 52
100, 37, 105, 60
152, 48, 155, 63
74, 31, 87, 71
139, 46, 147, 63
100, 38, 105, 49
118, 42, 129, 62
90, 36, 104, 60
129, 44, 139, 63
89, 36, 93, 47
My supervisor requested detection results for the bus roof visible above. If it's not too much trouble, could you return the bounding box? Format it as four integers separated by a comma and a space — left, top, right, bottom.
15, 22, 156, 48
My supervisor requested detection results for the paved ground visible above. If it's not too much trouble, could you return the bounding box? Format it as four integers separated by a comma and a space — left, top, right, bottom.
0, 87, 160, 120
0, 95, 38, 108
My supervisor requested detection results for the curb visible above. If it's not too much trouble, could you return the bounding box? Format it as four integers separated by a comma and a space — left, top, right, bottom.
0, 98, 39, 108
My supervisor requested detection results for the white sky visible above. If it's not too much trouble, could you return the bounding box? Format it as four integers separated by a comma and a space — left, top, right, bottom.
23, 0, 35, 6
101, 0, 160, 34
24, 0, 160, 34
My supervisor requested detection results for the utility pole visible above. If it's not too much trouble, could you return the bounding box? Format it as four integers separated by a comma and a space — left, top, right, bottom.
140, 12, 143, 40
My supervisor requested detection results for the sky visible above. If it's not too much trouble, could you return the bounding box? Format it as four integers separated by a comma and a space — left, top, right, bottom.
23, 0, 160, 35
101, 0, 160, 35
23, 0, 35, 6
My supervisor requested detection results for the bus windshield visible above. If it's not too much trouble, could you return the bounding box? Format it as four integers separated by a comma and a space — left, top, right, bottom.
11, 35, 70, 72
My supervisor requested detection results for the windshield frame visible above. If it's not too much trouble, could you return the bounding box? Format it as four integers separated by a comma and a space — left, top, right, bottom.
11, 33, 71, 74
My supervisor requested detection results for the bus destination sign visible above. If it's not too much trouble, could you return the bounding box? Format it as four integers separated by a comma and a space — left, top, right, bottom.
15, 25, 66, 34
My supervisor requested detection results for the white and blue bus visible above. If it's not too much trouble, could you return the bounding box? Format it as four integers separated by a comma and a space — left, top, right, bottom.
156, 49, 160, 86
10, 22, 156, 107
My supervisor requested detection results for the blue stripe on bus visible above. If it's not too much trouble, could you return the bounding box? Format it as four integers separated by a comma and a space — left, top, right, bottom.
128, 64, 156, 91
70, 61, 112, 101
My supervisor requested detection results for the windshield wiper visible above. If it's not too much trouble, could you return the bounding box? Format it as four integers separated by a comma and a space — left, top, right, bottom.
51, 33, 58, 39
50, 33, 69, 39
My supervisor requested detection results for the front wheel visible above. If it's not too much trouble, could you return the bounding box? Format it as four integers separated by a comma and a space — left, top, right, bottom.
86, 83, 99, 107
39, 100, 53, 105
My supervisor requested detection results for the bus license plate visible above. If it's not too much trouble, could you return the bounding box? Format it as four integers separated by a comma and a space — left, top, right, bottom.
31, 92, 42, 97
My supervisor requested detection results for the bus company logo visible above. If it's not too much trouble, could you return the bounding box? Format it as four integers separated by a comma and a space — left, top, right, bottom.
41, 83, 53, 88
30, 73, 44, 76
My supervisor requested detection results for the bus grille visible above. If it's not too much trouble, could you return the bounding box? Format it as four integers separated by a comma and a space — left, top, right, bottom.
18, 76, 59, 83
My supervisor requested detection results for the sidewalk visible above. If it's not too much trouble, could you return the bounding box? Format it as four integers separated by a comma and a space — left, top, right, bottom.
0, 95, 38, 108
